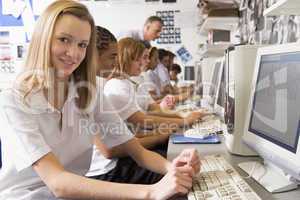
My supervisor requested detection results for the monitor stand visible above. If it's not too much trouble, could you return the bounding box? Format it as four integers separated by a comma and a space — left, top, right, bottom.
238, 161, 298, 193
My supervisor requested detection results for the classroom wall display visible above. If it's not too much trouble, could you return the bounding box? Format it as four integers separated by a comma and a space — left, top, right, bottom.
156, 10, 181, 44
176, 46, 193, 63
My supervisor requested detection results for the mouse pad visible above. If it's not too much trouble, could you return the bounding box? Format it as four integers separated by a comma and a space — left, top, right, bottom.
171, 134, 221, 144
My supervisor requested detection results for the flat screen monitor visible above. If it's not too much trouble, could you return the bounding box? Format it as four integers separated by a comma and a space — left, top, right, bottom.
194, 61, 203, 97
215, 61, 226, 118
184, 66, 195, 81
207, 59, 224, 108
242, 43, 300, 193
208, 60, 222, 97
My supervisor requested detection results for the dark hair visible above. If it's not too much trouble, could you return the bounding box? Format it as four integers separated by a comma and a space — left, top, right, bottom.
145, 16, 163, 25
158, 48, 169, 61
167, 50, 176, 58
170, 63, 181, 73
139, 40, 151, 49
95, 26, 117, 54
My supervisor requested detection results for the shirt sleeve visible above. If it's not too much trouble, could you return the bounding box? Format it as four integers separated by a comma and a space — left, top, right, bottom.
0, 90, 51, 172
136, 83, 155, 112
93, 81, 134, 148
156, 64, 171, 87
104, 79, 139, 120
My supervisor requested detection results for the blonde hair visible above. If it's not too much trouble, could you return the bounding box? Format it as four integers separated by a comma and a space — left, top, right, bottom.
110, 37, 145, 78
18, 0, 97, 110
147, 46, 158, 70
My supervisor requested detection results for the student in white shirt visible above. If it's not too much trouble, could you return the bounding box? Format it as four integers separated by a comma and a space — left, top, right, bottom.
132, 45, 176, 110
140, 46, 162, 100
0, 1, 200, 199
104, 38, 206, 134
87, 26, 170, 184
155, 49, 192, 103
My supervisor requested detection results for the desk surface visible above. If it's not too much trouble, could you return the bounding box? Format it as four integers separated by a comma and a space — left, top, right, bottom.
167, 135, 300, 200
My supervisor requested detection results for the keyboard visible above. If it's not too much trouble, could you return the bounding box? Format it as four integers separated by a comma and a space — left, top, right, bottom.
192, 117, 223, 132
188, 154, 261, 200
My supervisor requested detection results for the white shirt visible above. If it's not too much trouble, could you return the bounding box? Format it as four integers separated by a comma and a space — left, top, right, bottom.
130, 74, 155, 109
104, 78, 152, 119
143, 69, 162, 97
117, 29, 150, 47
154, 63, 171, 87
86, 77, 126, 177
0, 79, 133, 199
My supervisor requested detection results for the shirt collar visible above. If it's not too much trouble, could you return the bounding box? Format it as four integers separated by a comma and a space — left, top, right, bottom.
24, 78, 79, 113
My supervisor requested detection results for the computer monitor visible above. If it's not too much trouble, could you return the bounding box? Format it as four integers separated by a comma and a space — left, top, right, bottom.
206, 58, 224, 108
194, 61, 203, 97
240, 43, 300, 193
214, 60, 226, 119
184, 66, 195, 81
222, 45, 261, 156
209, 59, 223, 98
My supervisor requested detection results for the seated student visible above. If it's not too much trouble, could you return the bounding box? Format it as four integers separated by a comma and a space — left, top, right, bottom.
104, 38, 206, 133
131, 45, 176, 110
170, 63, 181, 84
140, 46, 163, 100
155, 49, 192, 103
154, 48, 172, 95
0, 1, 200, 199
170, 63, 194, 94
87, 26, 171, 184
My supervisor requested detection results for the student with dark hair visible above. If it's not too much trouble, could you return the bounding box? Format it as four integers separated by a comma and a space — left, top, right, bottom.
117, 15, 163, 46
95, 26, 118, 78
88, 26, 170, 184
170, 63, 182, 83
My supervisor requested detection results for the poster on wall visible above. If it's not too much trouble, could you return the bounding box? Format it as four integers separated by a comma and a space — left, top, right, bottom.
176, 46, 192, 64
156, 10, 181, 44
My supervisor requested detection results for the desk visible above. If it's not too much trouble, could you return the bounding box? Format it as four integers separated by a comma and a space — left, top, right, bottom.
167, 136, 300, 200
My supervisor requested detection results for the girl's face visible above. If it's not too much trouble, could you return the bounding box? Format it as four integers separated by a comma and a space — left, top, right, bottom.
129, 56, 143, 76
140, 49, 150, 71
97, 42, 117, 76
51, 14, 91, 80
148, 51, 159, 70
169, 70, 178, 81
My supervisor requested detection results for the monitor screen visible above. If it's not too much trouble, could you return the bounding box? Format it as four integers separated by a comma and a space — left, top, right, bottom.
184, 66, 195, 81
209, 61, 222, 97
249, 52, 300, 153
195, 62, 203, 96
216, 63, 226, 108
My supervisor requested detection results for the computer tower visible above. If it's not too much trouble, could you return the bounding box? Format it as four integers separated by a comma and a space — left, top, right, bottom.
223, 45, 263, 156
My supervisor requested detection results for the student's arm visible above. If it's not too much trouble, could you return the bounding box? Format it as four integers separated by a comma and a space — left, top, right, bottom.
127, 110, 203, 128
94, 128, 171, 158
149, 90, 161, 101
33, 153, 152, 199
120, 138, 172, 174
33, 151, 193, 200
137, 134, 170, 149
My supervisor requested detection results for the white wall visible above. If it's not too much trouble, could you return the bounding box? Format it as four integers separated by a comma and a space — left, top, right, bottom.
1, 0, 207, 89
32, 0, 205, 73
83, 0, 203, 67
